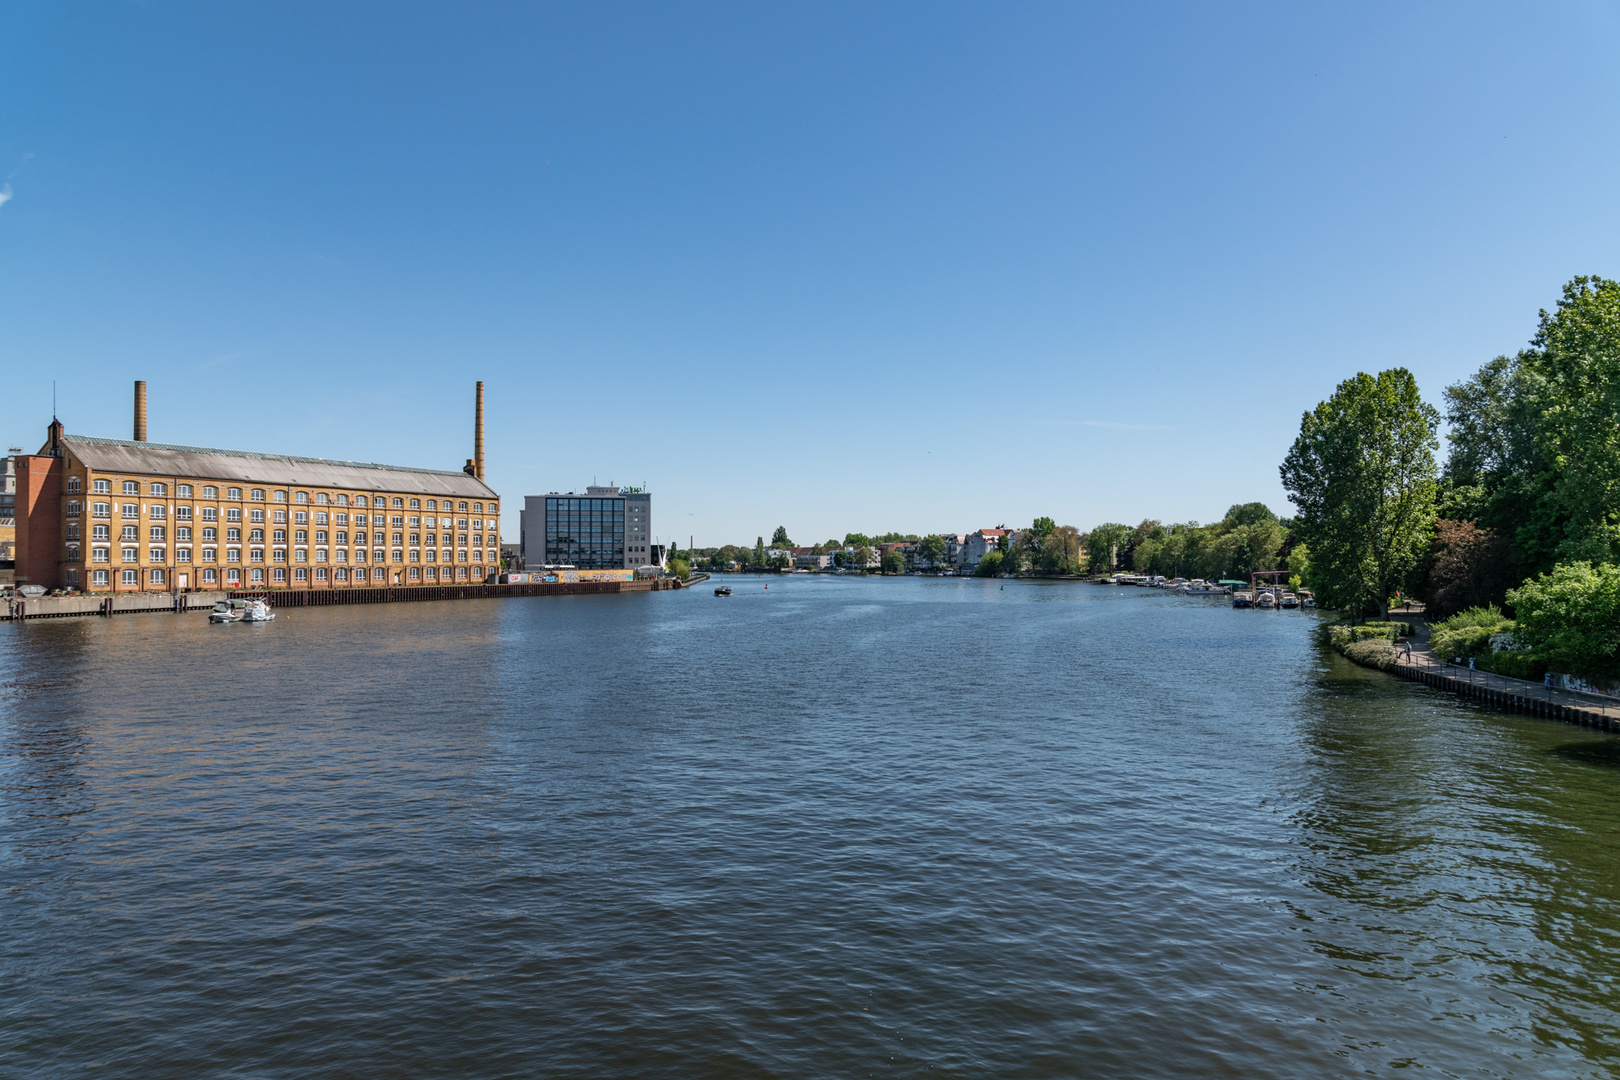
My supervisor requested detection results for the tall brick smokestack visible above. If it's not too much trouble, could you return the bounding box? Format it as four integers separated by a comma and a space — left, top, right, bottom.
134, 381, 148, 442
474, 381, 485, 482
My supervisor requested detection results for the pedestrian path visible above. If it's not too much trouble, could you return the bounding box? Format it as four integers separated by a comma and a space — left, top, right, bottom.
1389, 638, 1620, 728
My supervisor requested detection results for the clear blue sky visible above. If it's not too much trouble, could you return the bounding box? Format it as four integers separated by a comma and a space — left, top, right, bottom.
4, 2, 1618, 546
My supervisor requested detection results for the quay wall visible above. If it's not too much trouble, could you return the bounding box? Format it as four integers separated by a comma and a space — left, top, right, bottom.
1384, 656, 1617, 733
3, 578, 682, 621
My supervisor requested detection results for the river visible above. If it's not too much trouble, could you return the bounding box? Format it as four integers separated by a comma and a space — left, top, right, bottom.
3, 576, 1619, 1077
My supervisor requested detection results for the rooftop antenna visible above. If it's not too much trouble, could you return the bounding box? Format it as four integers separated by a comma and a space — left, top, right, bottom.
53, 380, 57, 419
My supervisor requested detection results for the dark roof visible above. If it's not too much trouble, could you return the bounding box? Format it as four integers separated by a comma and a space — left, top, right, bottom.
58, 435, 498, 499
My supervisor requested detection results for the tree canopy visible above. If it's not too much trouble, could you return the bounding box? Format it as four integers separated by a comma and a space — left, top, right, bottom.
1281, 367, 1440, 617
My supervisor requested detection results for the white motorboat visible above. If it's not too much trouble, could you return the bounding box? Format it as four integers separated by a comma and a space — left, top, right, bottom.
241, 599, 275, 622
1256, 590, 1278, 609
209, 600, 245, 623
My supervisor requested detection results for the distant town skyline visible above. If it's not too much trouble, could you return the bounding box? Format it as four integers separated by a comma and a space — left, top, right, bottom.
3, 2, 1618, 546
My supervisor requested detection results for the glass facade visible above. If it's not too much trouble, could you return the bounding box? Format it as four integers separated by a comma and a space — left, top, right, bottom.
544, 497, 625, 568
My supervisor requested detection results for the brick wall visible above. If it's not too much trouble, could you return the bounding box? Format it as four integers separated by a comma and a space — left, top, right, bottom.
14, 456, 62, 589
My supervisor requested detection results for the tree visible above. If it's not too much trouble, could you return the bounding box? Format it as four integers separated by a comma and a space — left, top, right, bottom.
1419, 519, 1511, 618
1280, 368, 1440, 618
1224, 502, 1278, 529
976, 550, 1004, 577
845, 533, 873, 548
1085, 523, 1132, 572
670, 556, 691, 581
880, 549, 906, 574
1524, 277, 1620, 563
918, 534, 947, 567
1507, 562, 1620, 678
771, 526, 793, 547
753, 536, 766, 566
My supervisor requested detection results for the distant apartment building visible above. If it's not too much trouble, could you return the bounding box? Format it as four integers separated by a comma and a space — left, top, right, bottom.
965, 528, 1010, 568
1, 448, 18, 562
520, 486, 654, 570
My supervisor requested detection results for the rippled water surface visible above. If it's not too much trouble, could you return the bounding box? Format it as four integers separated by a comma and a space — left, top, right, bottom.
4, 577, 1620, 1077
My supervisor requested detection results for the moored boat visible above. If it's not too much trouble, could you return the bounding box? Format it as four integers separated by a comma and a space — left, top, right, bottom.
1299, 589, 1316, 609
1232, 590, 1255, 608
714, 585, 733, 596
241, 599, 275, 622
1256, 590, 1278, 609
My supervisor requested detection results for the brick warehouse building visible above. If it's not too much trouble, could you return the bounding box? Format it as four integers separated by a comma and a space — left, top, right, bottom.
13, 382, 501, 594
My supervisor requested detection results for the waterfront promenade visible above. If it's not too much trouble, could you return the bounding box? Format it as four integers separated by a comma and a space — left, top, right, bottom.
1389, 635, 1620, 729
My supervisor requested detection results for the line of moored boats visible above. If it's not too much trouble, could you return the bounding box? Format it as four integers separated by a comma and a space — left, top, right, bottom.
1105, 574, 1315, 609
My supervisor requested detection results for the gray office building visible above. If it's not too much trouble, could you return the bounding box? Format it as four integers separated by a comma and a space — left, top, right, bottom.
520, 485, 654, 570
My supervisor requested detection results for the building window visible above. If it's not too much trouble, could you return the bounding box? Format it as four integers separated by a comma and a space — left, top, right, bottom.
122, 546, 138, 561
336, 494, 349, 506
67, 501, 81, 517
408, 567, 420, 580
122, 481, 139, 495
316, 492, 329, 504
315, 512, 328, 526
250, 549, 264, 563
150, 482, 167, 496
227, 528, 241, 542
295, 511, 307, 525
355, 568, 368, 582
203, 485, 218, 497
201, 527, 216, 542
295, 567, 307, 582
202, 568, 217, 584
295, 548, 307, 562
409, 499, 420, 510
66, 476, 82, 493
93, 478, 110, 494
175, 506, 192, 521
176, 527, 191, 542
457, 566, 468, 580
93, 569, 109, 586
250, 510, 264, 524
65, 568, 80, 588
227, 569, 241, 584
122, 503, 138, 517
177, 548, 191, 563
273, 529, 286, 543
64, 544, 80, 561
149, 547, 165, 563
122, 569, 139, 585
93, 502, 110, 518
177, 484, 193, 497
202, 548, 217, 562
227, 548, 241, 562
392, 550, 403, 563
202, 507, 217, 522
273, 490, 287, 503
251, 489, 265, 502
227, 487, 242, 500
316, 549, 327, 563
150, 526, 166, 542
391, 497, 402, 509
150, 568, 166, 585
227, 509, 242, 523
272, 510, 286, 524
335, 568, 348, 582
409, 550, 419, 562
459, 501, 469, 512
249, 529, 264, 543
295, 491, 309, 503
357, 496, 368, 507
149, 504, 166, 520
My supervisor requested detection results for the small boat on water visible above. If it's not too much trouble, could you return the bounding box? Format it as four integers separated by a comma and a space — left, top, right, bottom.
209, 599, 245, 623
714, 585, 733, 596
1256, 590, 1278, 609
1232, 590, 1255, 608
1299, 589, 1316, 609
241, 599, 275, 622
1279, 591, 1300, 609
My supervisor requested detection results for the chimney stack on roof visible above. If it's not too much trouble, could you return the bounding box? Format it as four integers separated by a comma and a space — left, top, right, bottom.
134, 381, 147, 442
474, 381, 485, 482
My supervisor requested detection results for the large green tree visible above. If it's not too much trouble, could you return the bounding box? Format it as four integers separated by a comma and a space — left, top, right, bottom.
918, 534, 947, 566
1281, 368, 1440, 617
771, 526, 793, 547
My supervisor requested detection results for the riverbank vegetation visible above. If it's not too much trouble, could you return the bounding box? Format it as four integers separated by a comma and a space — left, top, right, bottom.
1288, 275, 1620, 681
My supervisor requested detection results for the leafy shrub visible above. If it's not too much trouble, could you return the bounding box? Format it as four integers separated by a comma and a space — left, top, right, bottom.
1478, 651, 1547, 682
1429, 605, 1514, 661
1344, 639, 1398, 668
976, 551, 1004, 577
1506, 562, 1620, 678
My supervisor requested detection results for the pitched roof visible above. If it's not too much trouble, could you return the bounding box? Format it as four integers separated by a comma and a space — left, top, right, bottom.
57, 435, 498, 499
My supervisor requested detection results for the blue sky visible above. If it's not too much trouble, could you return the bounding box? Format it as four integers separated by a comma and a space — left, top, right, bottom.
4, 2, 1618, 546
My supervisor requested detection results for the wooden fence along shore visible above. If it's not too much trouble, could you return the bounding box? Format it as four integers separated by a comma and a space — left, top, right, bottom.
2, 575, 696, 621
